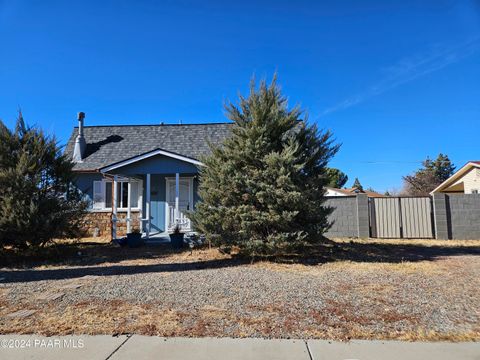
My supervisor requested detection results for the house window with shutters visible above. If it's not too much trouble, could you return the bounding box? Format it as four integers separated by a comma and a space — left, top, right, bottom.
92, 180, 141, 211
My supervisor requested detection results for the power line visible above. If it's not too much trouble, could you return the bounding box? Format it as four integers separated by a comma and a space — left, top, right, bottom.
342, 159, 471, 165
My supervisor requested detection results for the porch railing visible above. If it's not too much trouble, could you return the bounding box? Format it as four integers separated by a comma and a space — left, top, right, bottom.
166, 204, 191, 231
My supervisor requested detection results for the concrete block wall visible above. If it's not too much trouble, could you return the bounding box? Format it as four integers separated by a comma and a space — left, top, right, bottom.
433, 194, 449, 240
327, 193, 480, 240
445, 194, 480, 240
324, 196, 359, 238
356, 194, 370, 238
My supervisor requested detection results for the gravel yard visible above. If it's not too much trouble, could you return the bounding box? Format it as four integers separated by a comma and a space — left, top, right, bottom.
0, 238, 479, 341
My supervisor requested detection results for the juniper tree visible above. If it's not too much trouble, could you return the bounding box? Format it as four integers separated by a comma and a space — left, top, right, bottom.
0, 113, 87, 249
190, 78, 340, 256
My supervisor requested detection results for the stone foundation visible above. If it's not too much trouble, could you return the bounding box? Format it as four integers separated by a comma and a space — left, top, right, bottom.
79, 211, 142, 238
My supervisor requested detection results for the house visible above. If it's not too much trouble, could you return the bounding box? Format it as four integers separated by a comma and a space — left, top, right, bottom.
430, 161, 480, 194
65, 112, 232, 239
325, 187, 385, 198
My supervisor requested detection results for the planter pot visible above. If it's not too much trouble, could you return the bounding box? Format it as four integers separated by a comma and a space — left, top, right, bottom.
127, 232, 144, 248
115, 237, 128, 247
169, 233, 185, 249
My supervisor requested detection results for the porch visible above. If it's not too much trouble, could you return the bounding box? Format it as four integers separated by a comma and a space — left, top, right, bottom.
97, 149, 203, 241
109, 172, 197, 240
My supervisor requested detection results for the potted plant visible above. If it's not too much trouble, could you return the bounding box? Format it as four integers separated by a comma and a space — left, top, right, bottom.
127, 228, 143, 248
169, 224, 184, 249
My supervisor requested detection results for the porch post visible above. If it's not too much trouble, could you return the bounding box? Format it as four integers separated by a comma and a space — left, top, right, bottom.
146, 173, 151, 238
175, 172, 180, 222
127, 181, 132, 234
112, 176, 118, 240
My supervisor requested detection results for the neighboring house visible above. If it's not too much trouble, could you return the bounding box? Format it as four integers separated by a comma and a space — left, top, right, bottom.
65, 113, 232, 239
326, 187, 385, 198
430, 161, 480, 195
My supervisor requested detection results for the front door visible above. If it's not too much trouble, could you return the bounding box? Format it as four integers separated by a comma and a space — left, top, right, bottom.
150, 175, 165, 234
165, 177, 194, 231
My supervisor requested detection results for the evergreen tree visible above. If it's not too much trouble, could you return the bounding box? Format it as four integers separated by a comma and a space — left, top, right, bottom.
425, 153, 455, 181
0, 113, 87, 249
352, 177, 363, 191
190, 77, 339, 257
403, 153, 455, 196
326, 168, 348, 188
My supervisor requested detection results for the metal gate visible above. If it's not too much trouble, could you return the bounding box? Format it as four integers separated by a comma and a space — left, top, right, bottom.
369, 197, 434, 238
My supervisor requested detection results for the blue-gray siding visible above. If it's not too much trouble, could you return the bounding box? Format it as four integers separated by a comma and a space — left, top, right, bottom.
74, 172, 104, 206
109, 154, 200, 175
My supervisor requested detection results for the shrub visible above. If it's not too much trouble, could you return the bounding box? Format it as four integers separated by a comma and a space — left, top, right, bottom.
0, 113, 87, 249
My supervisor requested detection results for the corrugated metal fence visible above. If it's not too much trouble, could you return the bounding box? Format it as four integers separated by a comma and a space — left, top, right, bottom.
369, 197, 434, 238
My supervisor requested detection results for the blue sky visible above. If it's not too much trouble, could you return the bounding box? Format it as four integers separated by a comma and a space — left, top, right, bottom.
0, 0, 479, 192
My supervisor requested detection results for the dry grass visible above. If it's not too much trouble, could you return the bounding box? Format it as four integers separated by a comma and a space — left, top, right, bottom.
55, 237, 112, 245
334, 237, 480, 247
2, 299, 478, 342
0, 238, 232, 269
253, 237, 480, 274
1, 236, 479, 341
2, 236, 478, 269
255, 258, 447, 275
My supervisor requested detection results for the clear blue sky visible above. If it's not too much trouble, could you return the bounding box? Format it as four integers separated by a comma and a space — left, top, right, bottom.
1, 0, 479, 192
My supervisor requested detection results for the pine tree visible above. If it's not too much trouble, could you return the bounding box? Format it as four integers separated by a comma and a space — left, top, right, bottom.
425, 153, 455, 182
190, 77, 340, 257
352, 178, 363, 191
326, 168, 348, 188
0, 113, 87, 249
403, 153, 455, 196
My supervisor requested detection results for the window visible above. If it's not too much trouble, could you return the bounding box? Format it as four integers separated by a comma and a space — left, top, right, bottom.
105, 182, 113, 208
93, 180, 140, 210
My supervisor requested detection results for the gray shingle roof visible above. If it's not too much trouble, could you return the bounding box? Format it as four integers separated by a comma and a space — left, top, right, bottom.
64, 123, 233, 171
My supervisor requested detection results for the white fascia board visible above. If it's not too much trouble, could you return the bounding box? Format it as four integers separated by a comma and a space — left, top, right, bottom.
100, 149, 204, 173
430, 162, 479, 195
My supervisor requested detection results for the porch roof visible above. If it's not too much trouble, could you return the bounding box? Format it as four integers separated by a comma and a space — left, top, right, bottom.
65, 122, 233, 171
101, 148, 202, 175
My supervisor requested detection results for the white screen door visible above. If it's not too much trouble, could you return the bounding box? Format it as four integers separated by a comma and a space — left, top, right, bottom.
166, 177, 193, 230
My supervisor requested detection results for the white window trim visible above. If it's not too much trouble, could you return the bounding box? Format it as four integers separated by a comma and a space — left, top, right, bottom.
92, 179, 142, 212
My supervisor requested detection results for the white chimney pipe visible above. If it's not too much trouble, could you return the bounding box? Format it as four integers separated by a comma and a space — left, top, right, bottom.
73, 112, 87, 162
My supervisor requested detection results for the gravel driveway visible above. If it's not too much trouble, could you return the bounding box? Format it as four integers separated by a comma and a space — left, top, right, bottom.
1, 240, 479, 340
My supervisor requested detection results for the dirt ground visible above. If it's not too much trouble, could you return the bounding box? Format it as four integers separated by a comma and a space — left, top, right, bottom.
0, 238, 479, 341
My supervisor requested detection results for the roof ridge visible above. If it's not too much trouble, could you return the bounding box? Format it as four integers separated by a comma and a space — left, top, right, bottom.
76, 122, 233, 128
